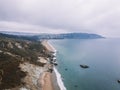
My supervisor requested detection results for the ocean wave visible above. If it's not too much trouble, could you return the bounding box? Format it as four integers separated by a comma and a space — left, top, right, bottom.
49, 41, 67, 90
54, 67, 67, 90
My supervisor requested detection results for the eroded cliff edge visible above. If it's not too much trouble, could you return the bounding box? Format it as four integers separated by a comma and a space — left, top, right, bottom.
0, 35, 55, 90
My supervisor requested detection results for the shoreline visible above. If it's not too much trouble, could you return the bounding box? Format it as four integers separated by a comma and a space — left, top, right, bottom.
42, 40, 56, 53
40, 72, 54, 90
41, 40, 67, 90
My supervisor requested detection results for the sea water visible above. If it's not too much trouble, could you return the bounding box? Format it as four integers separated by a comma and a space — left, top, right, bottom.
50, 39, 120, 90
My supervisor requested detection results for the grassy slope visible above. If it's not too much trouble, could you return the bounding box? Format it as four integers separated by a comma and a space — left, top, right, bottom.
0, 34, 47, 89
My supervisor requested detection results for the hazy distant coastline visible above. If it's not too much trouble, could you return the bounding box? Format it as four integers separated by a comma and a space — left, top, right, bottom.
0, 31, 104, 40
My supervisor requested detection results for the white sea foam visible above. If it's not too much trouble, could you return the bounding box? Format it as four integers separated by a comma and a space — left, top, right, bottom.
54, 67, 67, 90
48, 41, 67, 90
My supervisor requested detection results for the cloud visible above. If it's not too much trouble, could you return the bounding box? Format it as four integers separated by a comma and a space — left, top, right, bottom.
0, 0, 120, 37
0, 21, 67, 33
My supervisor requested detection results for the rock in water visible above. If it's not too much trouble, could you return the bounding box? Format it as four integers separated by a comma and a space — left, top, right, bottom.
80, 65, 89, 68
117, 80, 120, 83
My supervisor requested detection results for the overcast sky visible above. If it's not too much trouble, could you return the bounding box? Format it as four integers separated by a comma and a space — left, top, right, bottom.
0, 0, 120, 37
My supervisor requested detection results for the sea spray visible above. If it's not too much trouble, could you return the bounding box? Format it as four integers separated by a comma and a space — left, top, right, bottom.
54, 67, 67, 90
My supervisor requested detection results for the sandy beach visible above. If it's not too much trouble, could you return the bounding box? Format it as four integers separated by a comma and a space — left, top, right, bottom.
42, 40, 56, 52
41, 40, 59, 90
40, 72, 54, 90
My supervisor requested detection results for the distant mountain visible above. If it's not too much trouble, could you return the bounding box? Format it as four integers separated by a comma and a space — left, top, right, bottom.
0, 31, 104, 40
37, 33, 104, 39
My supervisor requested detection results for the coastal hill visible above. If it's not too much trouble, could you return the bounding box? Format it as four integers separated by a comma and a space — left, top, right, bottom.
0, 33, 54, 90
37, 33, 104, 39
0, 33, 38, 41
0, 31, 104, 40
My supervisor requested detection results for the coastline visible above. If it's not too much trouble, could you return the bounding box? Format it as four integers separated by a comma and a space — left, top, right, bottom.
42, 40, 56, 53
41, 40, 66, 90
40, 72, 54, 90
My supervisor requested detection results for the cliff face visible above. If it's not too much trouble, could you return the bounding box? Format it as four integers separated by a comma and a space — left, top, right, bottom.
0, 35, 49, 90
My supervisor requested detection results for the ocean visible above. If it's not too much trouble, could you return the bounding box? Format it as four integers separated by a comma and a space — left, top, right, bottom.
50, 39, 120, 90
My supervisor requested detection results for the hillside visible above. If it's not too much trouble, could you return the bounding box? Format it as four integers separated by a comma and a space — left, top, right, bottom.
0, 34, 51, 90
0, 33, 39, 41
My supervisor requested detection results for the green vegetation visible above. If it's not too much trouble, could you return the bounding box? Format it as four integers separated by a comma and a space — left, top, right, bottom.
0, 56, 26, 89
0, 34, 47, 89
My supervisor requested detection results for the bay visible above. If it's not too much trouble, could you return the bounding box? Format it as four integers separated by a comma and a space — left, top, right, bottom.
50, 39, 120, 90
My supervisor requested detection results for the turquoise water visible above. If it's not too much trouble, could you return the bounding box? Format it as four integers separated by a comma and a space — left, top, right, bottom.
50, 39, 120, 90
